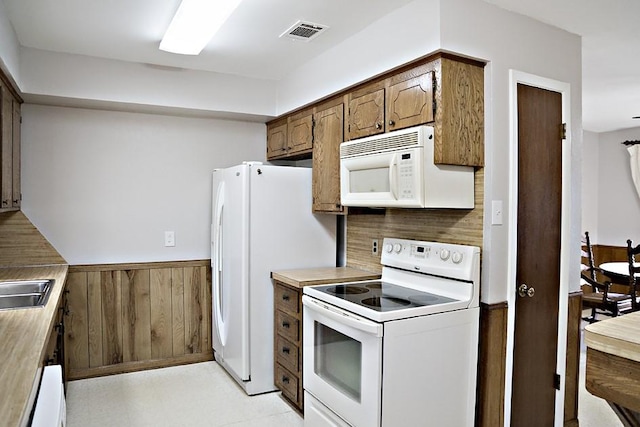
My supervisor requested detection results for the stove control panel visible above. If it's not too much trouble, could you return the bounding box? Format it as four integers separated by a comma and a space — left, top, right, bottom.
381, 238, 480, 282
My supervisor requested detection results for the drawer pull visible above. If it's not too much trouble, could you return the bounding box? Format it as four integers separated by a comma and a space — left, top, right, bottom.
282, 376, 290, 384
282, 347, 290, 354
282, 294, 290, 301
282, 321, 290, 329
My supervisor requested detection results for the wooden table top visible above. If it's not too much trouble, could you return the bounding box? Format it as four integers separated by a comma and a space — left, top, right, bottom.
585, 311, 640, 363
600, 262, 640, 277
0, 264, 69, 427
271, 266, 381, 289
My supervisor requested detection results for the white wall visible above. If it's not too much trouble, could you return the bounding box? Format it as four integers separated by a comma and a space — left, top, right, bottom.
20, 104, 266, 265
275, 0, 441, 114
276, 0, 582, 304
440, 0, 582, 303
582, 130, 599, 241
593, 127, 640, 246
0, 1, 21, 87
20, 48, 278, 118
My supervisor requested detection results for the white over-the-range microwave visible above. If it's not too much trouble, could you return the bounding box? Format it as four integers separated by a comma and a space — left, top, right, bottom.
340, 125, 475, 209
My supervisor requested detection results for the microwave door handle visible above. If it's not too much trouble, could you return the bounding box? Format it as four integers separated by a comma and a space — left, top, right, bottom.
389, 153, 398, 199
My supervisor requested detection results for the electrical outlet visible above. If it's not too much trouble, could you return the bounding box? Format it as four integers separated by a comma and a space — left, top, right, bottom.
165, 231, 175, 247
372, 239, 379, 255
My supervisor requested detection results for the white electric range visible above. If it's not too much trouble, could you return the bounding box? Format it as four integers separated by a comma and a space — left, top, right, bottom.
302, 237, 480, 427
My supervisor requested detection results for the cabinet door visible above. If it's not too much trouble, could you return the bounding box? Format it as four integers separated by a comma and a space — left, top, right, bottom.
347, 86, 384, 140
1, 84, 13, 210
288, 113, 313, 155
11, 100, 20, 208
267, 120, 288, 159
313, 104, 345, 213
387, 71, 434, 131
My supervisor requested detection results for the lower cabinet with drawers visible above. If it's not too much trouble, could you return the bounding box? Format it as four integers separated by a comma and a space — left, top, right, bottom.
273, 281, 304, 410
271, 267, 382, 413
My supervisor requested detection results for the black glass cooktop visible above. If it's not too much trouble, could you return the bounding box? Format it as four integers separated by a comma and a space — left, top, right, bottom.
312, 281, 457, 312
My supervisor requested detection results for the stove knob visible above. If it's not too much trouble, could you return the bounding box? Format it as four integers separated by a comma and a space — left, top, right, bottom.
393, 243, 402, 253
452, 251, 463, 264
385, 243, 393, 253
440, 249, 450, 261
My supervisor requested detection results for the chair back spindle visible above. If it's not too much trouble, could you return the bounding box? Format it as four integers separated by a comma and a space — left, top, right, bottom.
627, 239, 640, 311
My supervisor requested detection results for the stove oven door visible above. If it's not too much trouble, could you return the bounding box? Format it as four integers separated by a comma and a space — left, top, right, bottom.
302, 295, 383, 427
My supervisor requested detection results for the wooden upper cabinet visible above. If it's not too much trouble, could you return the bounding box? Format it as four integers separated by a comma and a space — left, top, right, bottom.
0, 83, 21, 211
313, 100, 345, 214
434, 57, 484, 167
287, 111, 314, 156
387, 68, 434, 132
268, 52, 484, 167
267, 118, 288, 159
347, 83, 385, 140
267, 110, 314, 160
11, 99, 20, 209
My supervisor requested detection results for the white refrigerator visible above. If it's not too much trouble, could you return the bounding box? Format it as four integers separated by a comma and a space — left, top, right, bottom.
211, 162, 336, 395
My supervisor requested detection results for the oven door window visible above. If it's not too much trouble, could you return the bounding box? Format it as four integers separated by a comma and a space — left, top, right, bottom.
314, 322, 362, 401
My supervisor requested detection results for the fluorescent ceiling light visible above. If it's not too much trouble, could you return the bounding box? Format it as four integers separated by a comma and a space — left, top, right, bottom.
160, 0, 242, 55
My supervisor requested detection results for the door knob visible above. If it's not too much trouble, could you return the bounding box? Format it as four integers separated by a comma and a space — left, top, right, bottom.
518, 283, 535, 298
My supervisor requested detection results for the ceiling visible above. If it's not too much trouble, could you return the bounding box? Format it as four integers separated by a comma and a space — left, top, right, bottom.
2, 0, 638, 133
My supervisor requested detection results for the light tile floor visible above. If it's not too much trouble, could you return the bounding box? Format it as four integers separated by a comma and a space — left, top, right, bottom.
67, 343, 622, 427
66, 362, 303, 427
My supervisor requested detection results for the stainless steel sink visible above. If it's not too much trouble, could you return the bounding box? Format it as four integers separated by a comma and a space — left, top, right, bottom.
0, 279, 55, 310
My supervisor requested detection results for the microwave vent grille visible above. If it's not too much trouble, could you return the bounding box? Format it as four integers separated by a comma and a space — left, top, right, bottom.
341, 131, 421, 157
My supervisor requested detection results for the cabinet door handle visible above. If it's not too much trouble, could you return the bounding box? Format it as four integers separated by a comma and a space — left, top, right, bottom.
282, 294, 290, 301
375, 122, 382, 130
282, 347, 290, 354
282, 376, 290, 384
282, 321, 290, 329
388, 120, 395, 126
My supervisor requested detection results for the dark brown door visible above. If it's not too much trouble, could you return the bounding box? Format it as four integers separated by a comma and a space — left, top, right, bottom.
510, 84, 563, 426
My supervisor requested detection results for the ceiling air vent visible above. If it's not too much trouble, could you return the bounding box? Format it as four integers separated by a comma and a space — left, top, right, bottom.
280, 20, 328, 42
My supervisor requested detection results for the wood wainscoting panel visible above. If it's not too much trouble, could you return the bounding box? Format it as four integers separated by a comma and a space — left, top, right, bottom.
564, 292, 582, 427
101, 271, 123, 366
150, 268, 173, 360
476, 301, 507, 427
87, 271, 103, 368
121, 269, 151, 362
346, 168, 483, 273
65, 260, 213, 380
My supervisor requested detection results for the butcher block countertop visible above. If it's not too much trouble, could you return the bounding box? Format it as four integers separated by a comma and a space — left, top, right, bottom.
271, 266, 380, 289
0, 264, 69, 427
0, 211, 69, 427
584, 311, 640, 422
584, 311, 640, 362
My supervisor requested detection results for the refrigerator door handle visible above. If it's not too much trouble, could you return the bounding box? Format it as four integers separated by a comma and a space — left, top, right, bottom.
213, 181, 227, 348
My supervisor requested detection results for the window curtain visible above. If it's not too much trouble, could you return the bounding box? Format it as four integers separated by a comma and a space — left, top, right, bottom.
628, 145, 640, 200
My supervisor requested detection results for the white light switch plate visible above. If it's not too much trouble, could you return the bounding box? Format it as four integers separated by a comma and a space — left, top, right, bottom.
165, 231, 175, 247
492, 201, 503, 225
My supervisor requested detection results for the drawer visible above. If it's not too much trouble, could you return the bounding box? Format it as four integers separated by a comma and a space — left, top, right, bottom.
275, 283, 299, 314
275, 363, 299, 404
276, 334, 299, 373
276, 310, 299, 342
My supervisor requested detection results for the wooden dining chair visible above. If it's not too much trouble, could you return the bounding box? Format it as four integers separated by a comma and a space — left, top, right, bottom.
581, 272, 634, 322
581, 231, 596, 281
627, 239, 640, 312
581, 232, 633, 322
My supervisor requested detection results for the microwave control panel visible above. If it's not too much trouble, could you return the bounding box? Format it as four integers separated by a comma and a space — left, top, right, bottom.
397, 151, 418, 199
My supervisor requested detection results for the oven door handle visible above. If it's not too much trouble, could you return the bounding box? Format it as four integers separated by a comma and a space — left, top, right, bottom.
302, 295, 383, 337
